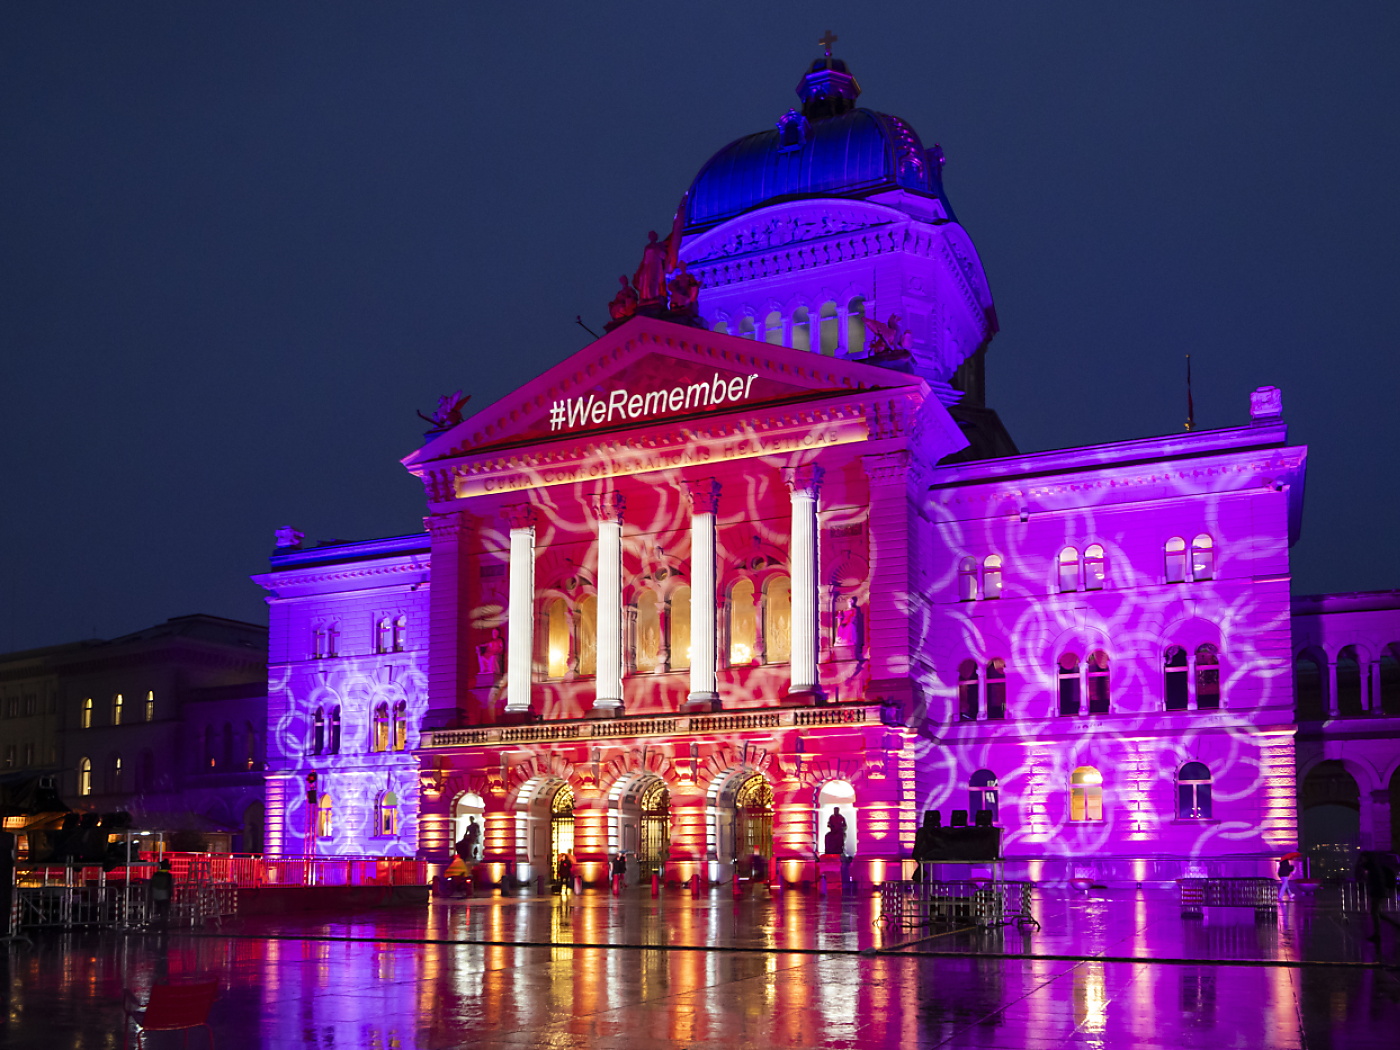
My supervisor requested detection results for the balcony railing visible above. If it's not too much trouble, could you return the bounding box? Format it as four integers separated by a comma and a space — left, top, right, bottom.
423, 702, 901, 749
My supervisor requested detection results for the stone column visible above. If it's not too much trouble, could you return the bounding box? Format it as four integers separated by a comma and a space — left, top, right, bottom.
504, 506, 536, 714
1363, 789, 1393, 852
1327, 658, 1339, 718
590, 493, 625, 714
784, 466, 824, 701
685, 480, 721, 711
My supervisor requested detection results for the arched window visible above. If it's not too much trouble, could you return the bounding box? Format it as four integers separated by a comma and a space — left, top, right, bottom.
1294, 650, 1327, 720
203, 726, 216, 769
712, 319, 728, 335
316, 794, 333, 838
1058, 547, 1080, 593
222, 723, 234, 770
958, 659, 980, 721
377, 791, 399, 837
545, 599, 569, 678
1164, 646, 1189, 711
969, 769, 998, 822
983, 555, 1003, 599
1165, 537, 1186, 583
729, 578, 757, 666
110, 754, 123, 794
393, 615, 407, 652
392, 701, 408, 751
325, 623, 340, 658
958, 557, 978, 601
818, 301, 839, 356
577, 596, 598, 676
144, 691, 155, 722
1190, 535, 1214, 581
312, 708, 325, 755
1058, 653, 1081, 716
791, 306, 811, 352
763, 310, 784, 345
329, 706, 342, 754
81, 697, 93, 729
1194, 644, 1221, 710
634, 592, 660, 673
1177, 762, 1212, 819
986, 659, 1007, 719
1084, 545, 1105, 590
376, 618, 391, 654
1070, 766, 1103, 822
1086, 651, 1110, 714
372, 703, 390, 753
845, 296, 866, 355
78, 757, 92, 797
112, 693, 123, 726
763, 577, 791, 663
1336, 646, 1363, 717
670, 586, 692, 670
1381, 644, 1400, 716
737, 316, 756, 339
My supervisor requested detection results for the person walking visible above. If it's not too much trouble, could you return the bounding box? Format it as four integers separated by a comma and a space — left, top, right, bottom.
1355, 851, 1396, 943
557, 852, 573, 895
1277, 854, 1295, 901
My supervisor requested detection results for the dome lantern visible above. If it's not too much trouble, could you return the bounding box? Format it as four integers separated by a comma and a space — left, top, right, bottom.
798, 31, 861, 119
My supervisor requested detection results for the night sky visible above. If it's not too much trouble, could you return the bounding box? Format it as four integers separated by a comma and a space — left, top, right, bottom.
3, 2, 1398, 652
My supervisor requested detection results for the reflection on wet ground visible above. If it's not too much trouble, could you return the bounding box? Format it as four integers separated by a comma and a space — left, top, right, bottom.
4, 886, 1398, 1048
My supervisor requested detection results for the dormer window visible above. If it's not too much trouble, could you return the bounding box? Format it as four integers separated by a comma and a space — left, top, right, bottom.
776, 109, 809, 153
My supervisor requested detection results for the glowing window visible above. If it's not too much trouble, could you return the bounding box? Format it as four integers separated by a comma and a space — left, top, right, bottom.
1058, 547, 1080, 593
791, 307, 811, 352
204, 726, 216, 768
312, 708, 325, 755
545, 599, 569, 678
970, 769, 998, 822
311, 626, 324, 659
1070, 766, 1103, 822
316, 795, 333, 838
1058, 653, 1081, 716
845, 296, 866, 355
1086, 651, 1110, 714
392, 701, 408, 751
1195, 644, 1221, 710
729, 578, 757, 666
670, 587, 692, 671
376, 618, 391, 654
577, 596, 598, 676
634, 592, 660, 673
81, 697, 93, 730
372, 703, 390, 753
112, 694, 123, 726
1084, 545, 1105, 590
325, 623, 339, 657
329, 706, 341, 754
1165, 537, 1186, 583
144, 691, 155, 722
712, 319, 728, 335
738, 316, 756, 339
78, 757, 92, 797
393, 615, 407, 652
1177, 762, 1212, 819
818, 301, 839, 356
764, 577, 791, 663
1164, 646, 1189, 711
985, 659, 1007, 719
111, 754, 123, 793
983, 555, 1003, 599
957, 557, 978, 602
1190, 535, 1214, 581
377, 791, 399, 837
764, 310, 784, 345
957, 659, 980, 721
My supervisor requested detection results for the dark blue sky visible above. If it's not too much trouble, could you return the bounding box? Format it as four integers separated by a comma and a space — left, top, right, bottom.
3, 2, 1398, 651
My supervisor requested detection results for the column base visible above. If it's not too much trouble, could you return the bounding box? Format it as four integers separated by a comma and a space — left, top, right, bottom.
498, 708, 538, 726
780, 687, 824, 707
587, 704, 623, 719
682, 694, 720, 713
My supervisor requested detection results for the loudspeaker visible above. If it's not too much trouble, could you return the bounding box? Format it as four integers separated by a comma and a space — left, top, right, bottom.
974, 809, 994, 827
951, 809, 968, 827
927, 809, 942, 828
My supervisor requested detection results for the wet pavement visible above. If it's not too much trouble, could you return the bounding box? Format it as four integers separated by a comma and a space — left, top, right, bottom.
4, 885, 1399, 1048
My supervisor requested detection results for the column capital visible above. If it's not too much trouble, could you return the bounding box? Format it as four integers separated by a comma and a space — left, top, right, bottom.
424, 511, 467, 540
783, 464, 825, 498
503, 504, 537, 530
588, 491, 626, 524
861, 451, 909, 483
684, 478, 722, 515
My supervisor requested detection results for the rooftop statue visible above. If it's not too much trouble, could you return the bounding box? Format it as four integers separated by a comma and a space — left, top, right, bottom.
666, 260, 700, 316
605, 275, 639, 331
418, 390, 472, 432
633, 230, 669, 305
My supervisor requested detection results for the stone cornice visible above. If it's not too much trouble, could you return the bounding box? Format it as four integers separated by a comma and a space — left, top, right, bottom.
254, 556, 431, 598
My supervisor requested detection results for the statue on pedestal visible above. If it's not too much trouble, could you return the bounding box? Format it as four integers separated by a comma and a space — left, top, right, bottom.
455, 817, 481, 864
834, 597, 861, 649
475, 628, 505, 677
607, 275, 639, 328
666, 260, 701, 316
633, 230, 669, 305
823, 806, 848, 856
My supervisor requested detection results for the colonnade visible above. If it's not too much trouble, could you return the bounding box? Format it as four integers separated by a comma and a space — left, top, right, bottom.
503, 471, 824, 714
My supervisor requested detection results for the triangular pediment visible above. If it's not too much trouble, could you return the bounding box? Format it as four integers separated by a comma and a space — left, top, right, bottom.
405, 316, 927, 466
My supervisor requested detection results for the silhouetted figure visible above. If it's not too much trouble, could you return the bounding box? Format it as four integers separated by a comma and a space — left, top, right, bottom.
823, 807, 848, 855
150, 860, 174, 925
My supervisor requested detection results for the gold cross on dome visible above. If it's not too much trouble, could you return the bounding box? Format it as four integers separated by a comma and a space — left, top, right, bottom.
819, 30, 838, 56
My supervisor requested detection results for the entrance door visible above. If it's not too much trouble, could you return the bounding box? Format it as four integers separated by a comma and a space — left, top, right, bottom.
639, 781, 670, 878
732, 775, 773, 880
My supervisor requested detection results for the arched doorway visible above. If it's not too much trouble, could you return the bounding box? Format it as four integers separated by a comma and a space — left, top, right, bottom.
1301, 760, 1360, 880
640, 780, 671, 878
816, 781, 856, 856
515, 778, 572, 883
713, 773, 773, 880
452, 791, 485, 861
608, 775, 670, 883
549, 784, 575, 880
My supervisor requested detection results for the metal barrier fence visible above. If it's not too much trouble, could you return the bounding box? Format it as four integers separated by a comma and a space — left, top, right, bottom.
1178, 877, 1278, 918
1340, 883, 1400, 914
133, 852, 426, 888
879, 879, 1038, 931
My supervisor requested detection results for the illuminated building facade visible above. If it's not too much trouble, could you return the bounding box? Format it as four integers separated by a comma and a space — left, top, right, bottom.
258, 49, 1400, 883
